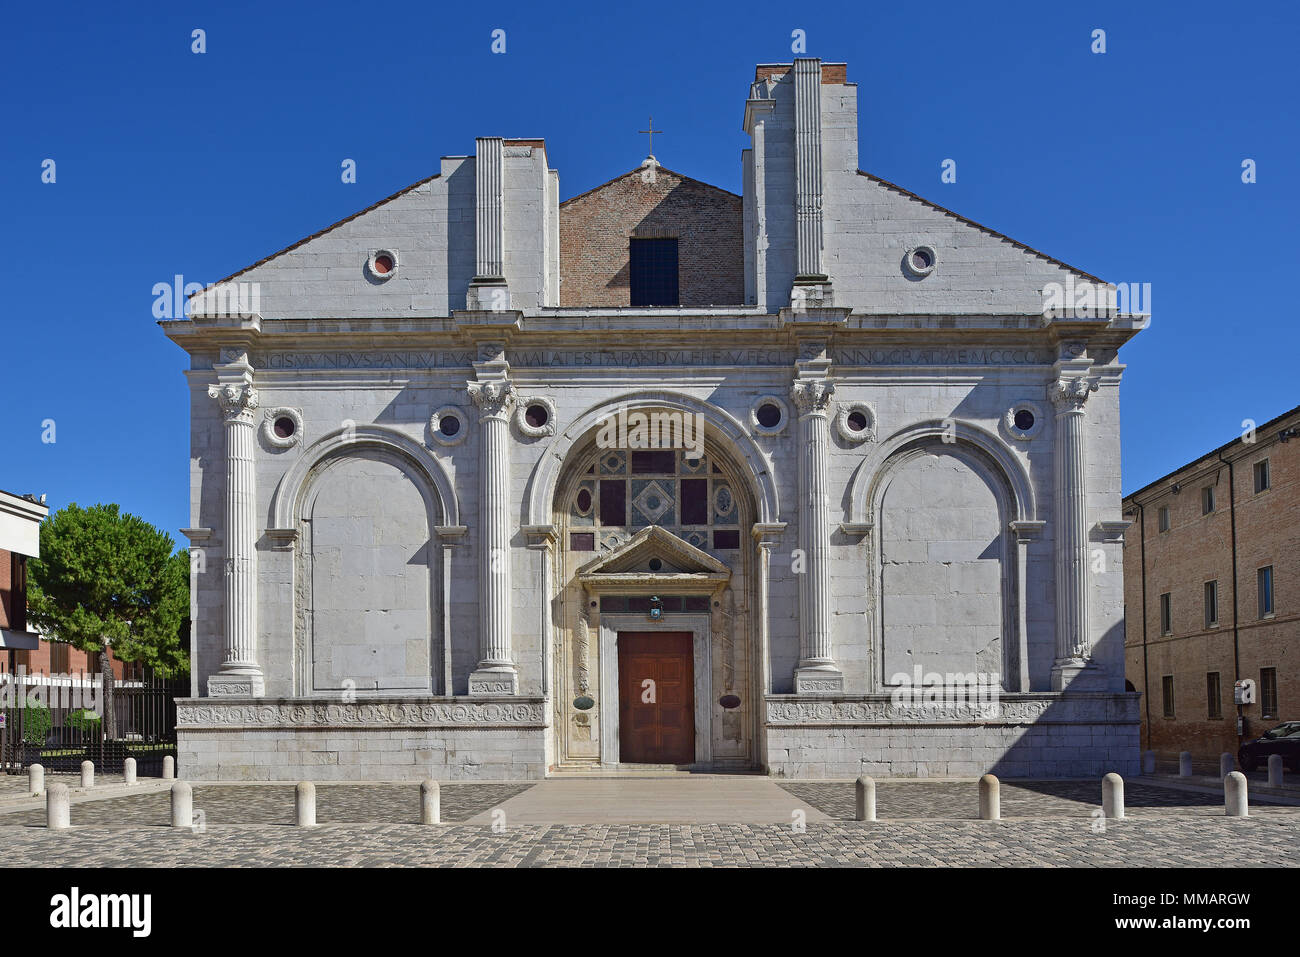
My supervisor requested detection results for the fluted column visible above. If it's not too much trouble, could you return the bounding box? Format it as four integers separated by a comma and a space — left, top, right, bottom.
467, 373, 518, 695
1049, 371, 1103, 691
790, 374, 843, 693
207, 364, 264, 696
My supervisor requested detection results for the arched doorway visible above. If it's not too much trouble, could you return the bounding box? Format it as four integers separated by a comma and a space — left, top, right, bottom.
548, 416, 761, 770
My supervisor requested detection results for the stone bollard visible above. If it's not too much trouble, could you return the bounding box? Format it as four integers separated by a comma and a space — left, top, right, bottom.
123, 758, 137, 785
80, 760, 94, 789
47, 783, 70, 830
28, 763, 44, 796
1225, 771, 1248, 817
170, 781, 193, 828
1178, 751, 1193, 777
855, 775, 876, 822
978, 774, 1000, 821
296, 782, 316, 827
1220, 752, 1235, 779
420, 779, 441, 825
1102, 773, 1125, 819
1141, 751, 1156, 775
162, 756, 175, 780
1268, 754, 1284, 788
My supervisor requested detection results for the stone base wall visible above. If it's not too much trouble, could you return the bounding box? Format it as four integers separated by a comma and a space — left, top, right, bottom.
763, 692, 1142, 779
175, 697, 548, 782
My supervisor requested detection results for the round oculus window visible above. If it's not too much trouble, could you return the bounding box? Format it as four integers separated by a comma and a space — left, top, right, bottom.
846, 410, 869, 433
439, 415, 461, 437
372, 254, 394, 275
525, 404, 549, 429
273, 416, 296, 439
756, 403, 782, 429
1014, 409, 1035, 432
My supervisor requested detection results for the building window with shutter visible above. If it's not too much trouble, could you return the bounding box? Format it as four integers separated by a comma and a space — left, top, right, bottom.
1204, 580, 1218, 628
1162, 675, 1175, 718
1201, 486, 1215, 514
1158, 506, 1170, 532
1207, 672, 1222, 719
1254, 459, 1270, 493
629, 237, 679, 307
1258, 565, 1274, 617
1260, 667, 1278, 718
1159, 592, 1172, 635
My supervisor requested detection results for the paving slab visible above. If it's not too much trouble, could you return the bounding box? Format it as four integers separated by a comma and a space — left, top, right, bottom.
465, 775, 831, 824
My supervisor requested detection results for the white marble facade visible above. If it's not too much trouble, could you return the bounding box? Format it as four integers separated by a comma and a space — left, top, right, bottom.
164, 59, 1143, 781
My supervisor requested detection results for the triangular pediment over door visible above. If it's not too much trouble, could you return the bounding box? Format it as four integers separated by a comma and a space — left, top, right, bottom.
576, 525, 731, 594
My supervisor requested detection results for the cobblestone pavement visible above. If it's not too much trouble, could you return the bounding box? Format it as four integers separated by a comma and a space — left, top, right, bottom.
0, 783, 534, 827
0, 771, 138, 799
0, 817, 1295, 867
778, 779, 1297, 820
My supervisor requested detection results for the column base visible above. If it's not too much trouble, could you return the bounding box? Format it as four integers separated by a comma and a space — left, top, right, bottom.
1050, 657, 1109, 692
207, 666, 265, 697
794, 663, 844, 694
469, 664, 519, 696
466, 279, 511, 312
790, 277, 833, 310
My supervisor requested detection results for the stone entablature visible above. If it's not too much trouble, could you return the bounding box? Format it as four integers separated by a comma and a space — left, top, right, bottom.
176, 697, 548, 730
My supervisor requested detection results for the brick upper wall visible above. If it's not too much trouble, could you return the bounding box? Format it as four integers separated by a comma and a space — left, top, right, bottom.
559, 166, 744, 307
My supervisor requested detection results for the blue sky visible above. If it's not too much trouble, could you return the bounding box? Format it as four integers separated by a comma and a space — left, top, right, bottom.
2, 0, 1296, 537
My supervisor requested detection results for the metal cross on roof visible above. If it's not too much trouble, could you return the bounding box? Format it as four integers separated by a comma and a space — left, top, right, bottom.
638, 116, 663, 157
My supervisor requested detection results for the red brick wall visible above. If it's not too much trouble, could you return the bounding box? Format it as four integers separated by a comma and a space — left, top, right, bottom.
0, 548, 13, 630
559, 167, 743, 307
1124, 419, 1300, 766
14, 639, 135, 680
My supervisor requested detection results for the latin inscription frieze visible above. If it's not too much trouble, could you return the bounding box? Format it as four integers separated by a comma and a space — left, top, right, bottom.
251, 346, 1048, 372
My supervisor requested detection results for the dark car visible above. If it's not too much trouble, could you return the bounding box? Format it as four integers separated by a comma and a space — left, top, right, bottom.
1238, 721, 1300, 772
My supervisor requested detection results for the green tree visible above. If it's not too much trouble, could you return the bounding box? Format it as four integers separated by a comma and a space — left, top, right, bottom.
27, 503, 190, 678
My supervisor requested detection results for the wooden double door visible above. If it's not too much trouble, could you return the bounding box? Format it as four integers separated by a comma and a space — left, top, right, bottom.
618, 632, 695, 764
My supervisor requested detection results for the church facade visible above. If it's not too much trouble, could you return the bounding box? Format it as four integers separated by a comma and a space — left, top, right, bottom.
164, 60, 1144, 781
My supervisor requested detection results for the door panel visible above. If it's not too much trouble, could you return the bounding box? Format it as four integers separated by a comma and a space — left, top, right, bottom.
618, 632, 694, 764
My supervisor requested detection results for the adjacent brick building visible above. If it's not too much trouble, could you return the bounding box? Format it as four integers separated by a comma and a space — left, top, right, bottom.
1, 489, 135, 680
1123, 404, 1299, 767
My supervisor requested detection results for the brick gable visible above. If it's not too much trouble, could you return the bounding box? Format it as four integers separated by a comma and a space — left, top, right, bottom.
559, 166, 743, 307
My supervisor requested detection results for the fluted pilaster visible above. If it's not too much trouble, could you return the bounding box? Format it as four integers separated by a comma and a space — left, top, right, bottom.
207, 373, 264, 696
467, 374, 518, 694
790, 374, 843, 693
1049, 371, 1102, 690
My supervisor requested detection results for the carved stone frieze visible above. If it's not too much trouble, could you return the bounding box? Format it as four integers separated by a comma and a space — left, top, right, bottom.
763, 694, 1138, 727
177, 698, 548, 729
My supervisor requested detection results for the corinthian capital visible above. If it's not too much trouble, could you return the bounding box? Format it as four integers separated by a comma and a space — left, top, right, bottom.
1049, 375, 1097, 412
467, 378, 516, 419
208, 382, 260, 423
790, 377, 835, 416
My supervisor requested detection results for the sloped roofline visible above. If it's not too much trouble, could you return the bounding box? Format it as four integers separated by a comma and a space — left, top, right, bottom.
195, 173, 442, 294
193, 163, 1101, 297
1122, 402, 1300, 505
855, 169, 1107, 285
559, 165, 741, 208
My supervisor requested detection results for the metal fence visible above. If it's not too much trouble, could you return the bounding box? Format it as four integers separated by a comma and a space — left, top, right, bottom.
0, 669, 185, 775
